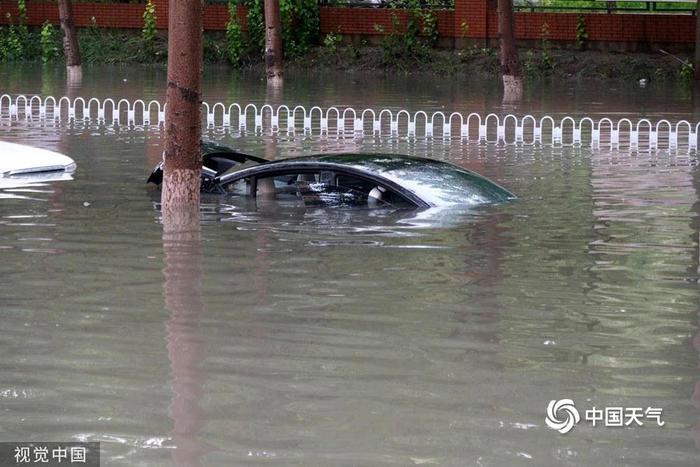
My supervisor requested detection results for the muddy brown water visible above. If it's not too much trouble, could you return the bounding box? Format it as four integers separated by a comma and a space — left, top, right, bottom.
1, 64, 699, 466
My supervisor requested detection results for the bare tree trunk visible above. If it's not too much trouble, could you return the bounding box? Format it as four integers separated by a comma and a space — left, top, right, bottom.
162, 0, 203, 212
497, 0, 522, 103
264, 0, 284, 87
57, 0, 82, 81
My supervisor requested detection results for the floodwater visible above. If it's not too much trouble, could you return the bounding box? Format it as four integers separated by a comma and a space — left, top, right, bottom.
1, 64, 699, 466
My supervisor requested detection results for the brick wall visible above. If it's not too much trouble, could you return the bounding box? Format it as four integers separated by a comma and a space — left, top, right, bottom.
0, 0, 694, 47
320, 7, 455, 37
1, 0, 147, 29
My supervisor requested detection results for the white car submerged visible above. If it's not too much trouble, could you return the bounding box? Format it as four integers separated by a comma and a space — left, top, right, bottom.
0, 141, 76, 188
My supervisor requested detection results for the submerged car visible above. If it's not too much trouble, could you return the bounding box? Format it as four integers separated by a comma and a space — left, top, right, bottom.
0, 141, 76, 189
147, 142, 515, 209
1, 141, 76, 177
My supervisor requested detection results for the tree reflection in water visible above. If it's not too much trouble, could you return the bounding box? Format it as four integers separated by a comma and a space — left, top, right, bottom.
162, 204, 209, 466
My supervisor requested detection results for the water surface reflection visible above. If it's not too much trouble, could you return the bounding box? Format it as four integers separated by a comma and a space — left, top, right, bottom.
1, 68, 699, 465
162, 206, 208, 466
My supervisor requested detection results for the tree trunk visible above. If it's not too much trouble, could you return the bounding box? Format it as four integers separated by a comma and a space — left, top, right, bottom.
497, 0, 522, 103
162, 0, 203, 212
57, 0, 82, 80
264, 0, 284, 86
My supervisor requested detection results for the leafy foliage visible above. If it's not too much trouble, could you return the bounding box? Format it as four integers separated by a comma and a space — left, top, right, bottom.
142, 0, 157, 47
40, 21, 59, 62
540, 22, 554, 72
225, 0, 245, 64
0, 24, 24, 61
245, 0, 265, 53
460, 21, 469, 39
79, 16, 166, 63
374, 0, 441, 68
17, 0, 27, 22
520, 24, 559, 78
420, 10, 438, 48
575, 14, 587, 51
679, 60, 693, 83
323, 31, 343, 54
0, 6, 32, 62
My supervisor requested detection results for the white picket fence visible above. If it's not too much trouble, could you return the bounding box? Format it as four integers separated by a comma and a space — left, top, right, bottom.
1, 94, 698, 150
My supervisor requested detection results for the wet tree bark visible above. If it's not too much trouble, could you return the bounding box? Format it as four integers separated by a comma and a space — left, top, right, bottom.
57, 0, 82, 81
264, 0, 284, 86
497, 0, 522, 103
162, 0, 203, 212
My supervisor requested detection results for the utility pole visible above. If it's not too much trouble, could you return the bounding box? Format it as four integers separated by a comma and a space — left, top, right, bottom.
57, 0, 82, 81
497, 0, 522, 103
162, 0, 203, 213
264, 0, 284, 86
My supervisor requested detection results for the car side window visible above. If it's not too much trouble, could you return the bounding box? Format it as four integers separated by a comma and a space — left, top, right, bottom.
256, 172, 326, 200
222, 171, 414, 208
335, 174, 413, 207
222, 177, 250, 195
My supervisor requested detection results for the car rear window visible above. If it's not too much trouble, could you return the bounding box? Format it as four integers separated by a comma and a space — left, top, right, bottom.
366, 159, 513, 206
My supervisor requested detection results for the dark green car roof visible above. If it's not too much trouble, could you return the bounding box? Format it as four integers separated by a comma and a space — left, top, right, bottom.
220, 153, 515, 207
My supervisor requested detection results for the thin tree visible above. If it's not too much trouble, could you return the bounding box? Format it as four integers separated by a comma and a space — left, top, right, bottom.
161, 3, 215, 451
162, 0, 203, 212
57, 0, 81, 79
497, 0, 522, 102
264, 0, 284, 86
